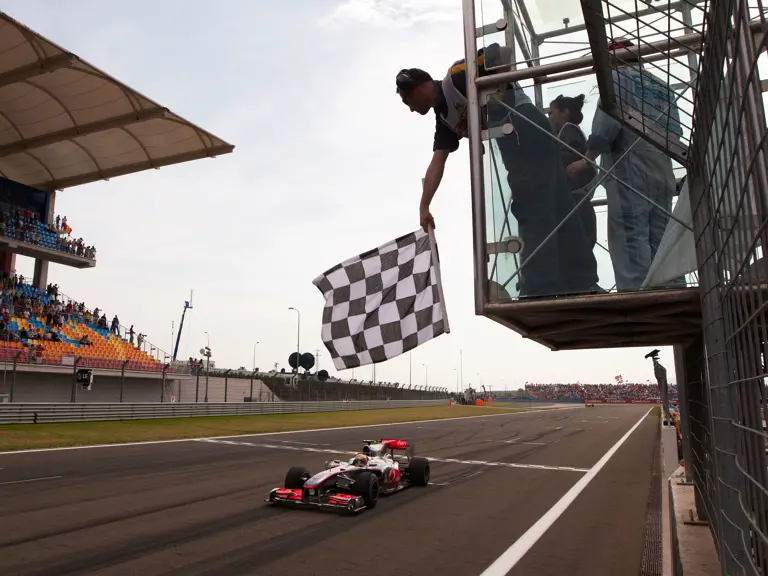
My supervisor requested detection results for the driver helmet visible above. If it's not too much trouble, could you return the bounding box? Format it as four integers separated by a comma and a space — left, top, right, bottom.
351, 453, 368, 467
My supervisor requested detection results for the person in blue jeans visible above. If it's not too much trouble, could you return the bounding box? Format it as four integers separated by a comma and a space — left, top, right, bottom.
566, 39, 683, 291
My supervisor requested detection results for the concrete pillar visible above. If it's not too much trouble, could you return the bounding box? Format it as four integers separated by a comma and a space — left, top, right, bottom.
33, 259, 49, 290
32, 190, 56, 290
0, 251, 15, 277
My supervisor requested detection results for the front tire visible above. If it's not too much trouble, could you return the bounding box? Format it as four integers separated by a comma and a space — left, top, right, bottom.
353, 471, 380, 509
285, 466, 311, 489
407, 457, 430, 486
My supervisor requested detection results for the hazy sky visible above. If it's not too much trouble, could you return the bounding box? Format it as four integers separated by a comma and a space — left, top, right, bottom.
2, 0, 680, 389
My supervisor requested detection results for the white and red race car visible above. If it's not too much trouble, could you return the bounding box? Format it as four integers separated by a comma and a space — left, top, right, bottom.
265, 438, 430, 513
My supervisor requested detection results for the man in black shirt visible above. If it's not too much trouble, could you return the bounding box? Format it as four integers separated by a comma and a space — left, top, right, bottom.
396, 46, 599, 298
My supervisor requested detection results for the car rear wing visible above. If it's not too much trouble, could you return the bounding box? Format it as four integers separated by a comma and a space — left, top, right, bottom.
363, 438, 416, 457
380, 439, 409, 451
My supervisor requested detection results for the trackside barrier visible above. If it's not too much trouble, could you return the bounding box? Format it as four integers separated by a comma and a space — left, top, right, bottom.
0, 400, 447, 425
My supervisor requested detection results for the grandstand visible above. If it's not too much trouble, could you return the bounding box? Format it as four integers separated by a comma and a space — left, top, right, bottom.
524, 383, 679, 403
0, 11, 234, 380
0, 279, 167, 371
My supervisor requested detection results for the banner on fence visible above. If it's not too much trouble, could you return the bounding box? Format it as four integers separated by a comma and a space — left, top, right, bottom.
583, 399, 678, 404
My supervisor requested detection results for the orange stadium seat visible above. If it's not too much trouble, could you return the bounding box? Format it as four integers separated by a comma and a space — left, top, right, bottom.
2, 283, 166, 372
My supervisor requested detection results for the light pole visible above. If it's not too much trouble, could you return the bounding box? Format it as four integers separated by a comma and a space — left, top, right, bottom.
423, 364, 428, 387
288, 307, 300, 374
409, 352, 412, 387
252, 341, 259, 372
200, 339, 211, 403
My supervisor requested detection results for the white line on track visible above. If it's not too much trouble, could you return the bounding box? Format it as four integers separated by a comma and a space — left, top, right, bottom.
0, 475, 62, 486
0, 405, 582, 456
196, 438, 590, 473
478, 407, 653, 576
272, 440, 330, 446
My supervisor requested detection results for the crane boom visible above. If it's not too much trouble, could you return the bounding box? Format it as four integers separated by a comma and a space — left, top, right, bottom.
172, 290, 193, 361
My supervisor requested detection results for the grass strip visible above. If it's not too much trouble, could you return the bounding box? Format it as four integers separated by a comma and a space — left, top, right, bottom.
0, 404, 556, 452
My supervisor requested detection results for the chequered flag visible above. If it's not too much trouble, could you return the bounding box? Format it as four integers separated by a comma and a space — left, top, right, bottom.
313, 228, 450, 371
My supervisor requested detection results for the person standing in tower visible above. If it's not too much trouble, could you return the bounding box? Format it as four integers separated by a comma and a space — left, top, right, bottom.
396, 43, 599, 298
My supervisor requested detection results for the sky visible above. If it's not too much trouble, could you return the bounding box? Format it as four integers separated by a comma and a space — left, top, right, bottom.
1, 0, 682, 390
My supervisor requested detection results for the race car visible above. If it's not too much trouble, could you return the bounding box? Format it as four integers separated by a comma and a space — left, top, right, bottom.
265, 438, 430, 514
585, 403, 596, 408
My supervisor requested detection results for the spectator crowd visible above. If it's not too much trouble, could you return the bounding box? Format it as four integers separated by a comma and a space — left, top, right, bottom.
0, 273, 146, 353
0, 207, 96, 260
525, 383, 679, 402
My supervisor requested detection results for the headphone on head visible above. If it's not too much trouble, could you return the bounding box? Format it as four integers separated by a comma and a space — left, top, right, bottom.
396, 69, 415, 93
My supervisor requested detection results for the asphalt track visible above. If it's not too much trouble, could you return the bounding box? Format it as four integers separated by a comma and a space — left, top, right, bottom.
0, 404, 659, 576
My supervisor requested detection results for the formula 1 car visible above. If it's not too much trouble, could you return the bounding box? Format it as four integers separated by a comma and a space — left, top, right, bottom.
265, 438, 430, 514
585, 403, 596, 408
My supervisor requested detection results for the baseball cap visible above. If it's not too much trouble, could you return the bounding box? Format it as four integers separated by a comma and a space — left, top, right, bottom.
607, 38, 634, 51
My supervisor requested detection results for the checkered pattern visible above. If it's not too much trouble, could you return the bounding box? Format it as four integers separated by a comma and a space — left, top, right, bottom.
313, 229, 447, 371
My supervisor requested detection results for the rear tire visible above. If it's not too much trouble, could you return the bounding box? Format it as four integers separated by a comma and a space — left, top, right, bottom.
285, 466, 311, 489
407, 457, 430, 486
353, 471, 379, 509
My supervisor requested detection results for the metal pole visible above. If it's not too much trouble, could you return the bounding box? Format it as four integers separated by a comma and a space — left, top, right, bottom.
120, 359, 129, 403
224, 369, 231, 403
195, 366, 201, 403
461, 0, 489, 315
71, 357, 80, 403
10, 351, 21, 402
475, 29, 712, 89
204, 355, 210, 402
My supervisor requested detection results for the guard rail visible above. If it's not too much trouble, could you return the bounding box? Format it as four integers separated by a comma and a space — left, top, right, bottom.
0, 399, 447, 425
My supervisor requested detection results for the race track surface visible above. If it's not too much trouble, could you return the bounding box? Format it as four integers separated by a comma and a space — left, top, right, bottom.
0, 405, 659, 576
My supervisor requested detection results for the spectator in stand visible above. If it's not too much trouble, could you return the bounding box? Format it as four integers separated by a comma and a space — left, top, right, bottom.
0, 209, 95, 259
525, 382, 678, 402
110, 315, 120, 335
128, 325, 135, 345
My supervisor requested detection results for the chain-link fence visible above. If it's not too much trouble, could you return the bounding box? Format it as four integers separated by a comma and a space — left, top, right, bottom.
673, 0, 768, 572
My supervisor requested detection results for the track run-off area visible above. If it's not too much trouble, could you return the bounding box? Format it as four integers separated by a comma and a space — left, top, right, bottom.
0, 404, 659, 576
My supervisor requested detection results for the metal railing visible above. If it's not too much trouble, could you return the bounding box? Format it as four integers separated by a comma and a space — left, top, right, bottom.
0, 399, 448, 425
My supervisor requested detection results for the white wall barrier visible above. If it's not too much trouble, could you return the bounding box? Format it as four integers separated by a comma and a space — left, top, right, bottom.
0, 399, 448, 424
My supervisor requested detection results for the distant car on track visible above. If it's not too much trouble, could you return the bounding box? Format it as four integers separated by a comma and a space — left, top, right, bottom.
265, 438, 430, 514
585, 403, 596, 407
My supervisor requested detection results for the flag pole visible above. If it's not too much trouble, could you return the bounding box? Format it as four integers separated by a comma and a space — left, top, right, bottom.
422, 178, 450, 334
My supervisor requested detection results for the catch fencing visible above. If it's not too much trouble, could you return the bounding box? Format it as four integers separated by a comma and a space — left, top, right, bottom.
0, 399, 447, 425
671, 0, 768, 572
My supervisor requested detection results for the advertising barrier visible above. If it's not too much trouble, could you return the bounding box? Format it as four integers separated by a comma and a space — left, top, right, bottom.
583, 399, 679, 404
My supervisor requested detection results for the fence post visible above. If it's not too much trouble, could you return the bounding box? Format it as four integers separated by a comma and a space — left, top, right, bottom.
120, 359, 129, 403
9, 351, 22, 402
195, 366, 201, 403
70, 357, 81, 403
224, 369, 232, 403
161, 364, 169, 402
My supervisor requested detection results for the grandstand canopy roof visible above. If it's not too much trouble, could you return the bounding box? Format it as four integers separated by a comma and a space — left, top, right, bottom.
0, 11, 234, 191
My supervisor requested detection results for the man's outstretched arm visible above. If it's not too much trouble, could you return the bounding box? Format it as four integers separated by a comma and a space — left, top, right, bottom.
420, 149, 450, 231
